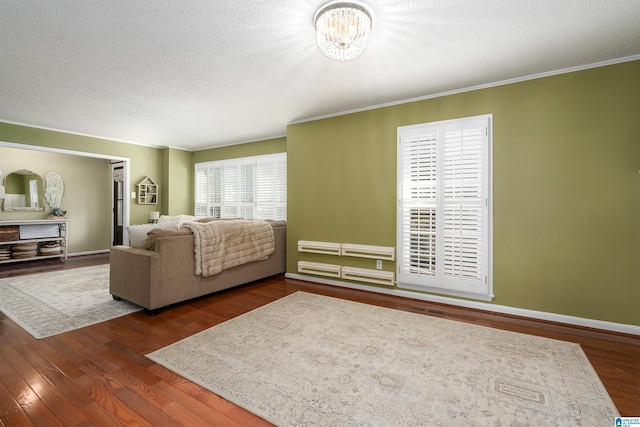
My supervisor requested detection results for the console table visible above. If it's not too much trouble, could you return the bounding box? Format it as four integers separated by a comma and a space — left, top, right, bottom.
0, 219, 67, 264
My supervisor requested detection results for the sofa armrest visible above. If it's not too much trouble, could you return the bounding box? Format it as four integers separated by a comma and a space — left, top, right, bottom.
151, 235, 199, 298
109, 245, 161, 309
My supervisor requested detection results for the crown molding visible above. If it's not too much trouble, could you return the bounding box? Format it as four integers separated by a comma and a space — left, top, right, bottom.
0, 119, 163, 149
290, 54, 640, 126
192, 133, 287, 152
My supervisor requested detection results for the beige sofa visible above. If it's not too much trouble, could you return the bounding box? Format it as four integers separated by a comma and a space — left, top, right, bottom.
109, 221, 286, 314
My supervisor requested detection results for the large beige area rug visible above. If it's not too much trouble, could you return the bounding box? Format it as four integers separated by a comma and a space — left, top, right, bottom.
147, 292, 619, 426
0, 264, 141, 339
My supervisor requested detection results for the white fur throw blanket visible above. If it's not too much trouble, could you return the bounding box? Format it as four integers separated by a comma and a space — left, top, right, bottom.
183, 220, 275, 278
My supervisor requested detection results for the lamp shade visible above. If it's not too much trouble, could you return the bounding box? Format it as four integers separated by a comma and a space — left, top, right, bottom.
150, 211, 160, 221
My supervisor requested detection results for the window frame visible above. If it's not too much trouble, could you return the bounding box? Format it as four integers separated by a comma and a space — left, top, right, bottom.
396, 115, 493, 301
194, 152, 287, 221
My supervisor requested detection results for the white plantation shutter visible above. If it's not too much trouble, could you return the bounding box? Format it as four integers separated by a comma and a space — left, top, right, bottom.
194, 153, 286, 221
397, 115, 491, 299
223, 162, 254, 218
194, 166, 208, 217
256, 158, 287, 219
194, 164, 222, 217
400, 127, 438, 278
210, 166, 222, 218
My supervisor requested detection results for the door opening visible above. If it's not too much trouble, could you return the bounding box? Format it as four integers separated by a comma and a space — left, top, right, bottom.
112, 164, 124, 246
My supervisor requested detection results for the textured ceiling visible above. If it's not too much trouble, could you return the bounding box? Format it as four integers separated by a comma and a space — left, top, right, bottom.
0, 0, 639, 151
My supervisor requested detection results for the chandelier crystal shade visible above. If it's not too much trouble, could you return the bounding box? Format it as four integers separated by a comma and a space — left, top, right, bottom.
315, 1, 373, 62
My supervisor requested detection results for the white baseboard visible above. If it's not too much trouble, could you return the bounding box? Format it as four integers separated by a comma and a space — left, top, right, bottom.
286, 273, 640, 336
68, 249, 110, 257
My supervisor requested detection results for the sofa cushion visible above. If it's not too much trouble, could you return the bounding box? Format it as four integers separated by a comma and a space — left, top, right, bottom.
145, 227, 192, 250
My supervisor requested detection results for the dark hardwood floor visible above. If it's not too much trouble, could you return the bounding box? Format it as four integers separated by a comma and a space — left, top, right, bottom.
0, 254, 638, 425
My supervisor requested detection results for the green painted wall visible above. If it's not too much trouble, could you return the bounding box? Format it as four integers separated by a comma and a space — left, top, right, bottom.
0, 146, 112, 253
161, 149, 170, 215
288, 60, 640, 326
162, 148, 193, 216
192, 137, 286, 164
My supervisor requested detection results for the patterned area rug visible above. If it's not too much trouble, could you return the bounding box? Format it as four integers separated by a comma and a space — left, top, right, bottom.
0, 264, 141, 339
147, 292, 619, 426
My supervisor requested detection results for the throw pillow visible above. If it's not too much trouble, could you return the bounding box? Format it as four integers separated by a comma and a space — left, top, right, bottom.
158, 214, 197, 228
126, 224, 157, 248
157, 215, 179, 226
126, 222, 179, 249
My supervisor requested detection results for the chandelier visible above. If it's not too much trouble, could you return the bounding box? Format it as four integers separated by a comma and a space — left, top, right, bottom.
314, 1, 373, 62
